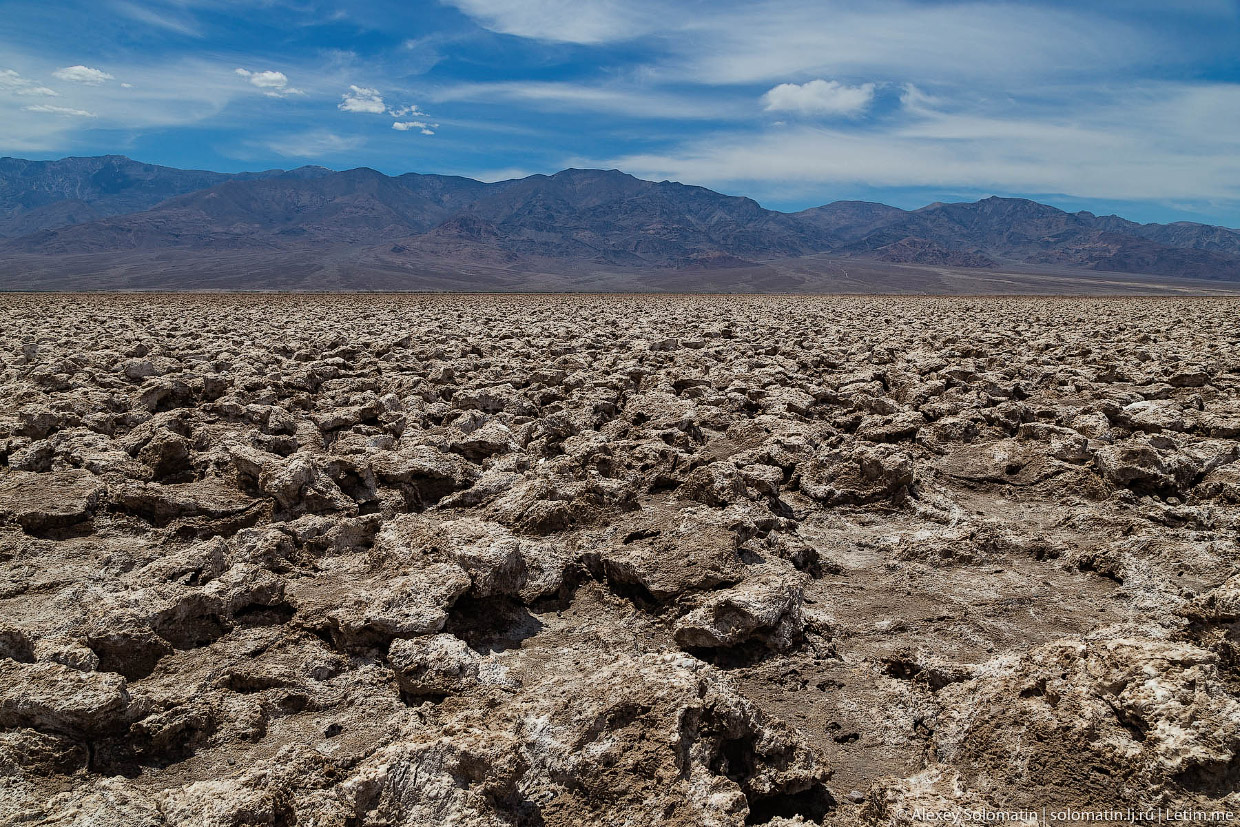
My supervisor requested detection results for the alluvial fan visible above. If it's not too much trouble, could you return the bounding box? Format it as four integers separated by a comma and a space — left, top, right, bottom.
1, 294, 1239, 825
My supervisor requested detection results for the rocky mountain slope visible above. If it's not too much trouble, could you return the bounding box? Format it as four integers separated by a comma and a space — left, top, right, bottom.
0, 156, 330, 239
3, 156, 1240, 286
826, 197, 1240, 280
1, 294, 1239, 824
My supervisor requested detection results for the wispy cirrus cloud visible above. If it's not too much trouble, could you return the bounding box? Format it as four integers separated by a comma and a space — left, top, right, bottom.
445, 0, 1169, 85
113, 0, 202, 37
672, 3, 1154, 86
23, 103, 95, 117
52, 65, 114, 85
433, 81, 725, 119
0, 69, 57, 96
267, 130, 363, 157
441, 0, 657, 44
0, 50, 320, 151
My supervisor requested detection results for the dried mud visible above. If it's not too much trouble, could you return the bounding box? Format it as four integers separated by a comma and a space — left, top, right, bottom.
1, 294, 1239, 826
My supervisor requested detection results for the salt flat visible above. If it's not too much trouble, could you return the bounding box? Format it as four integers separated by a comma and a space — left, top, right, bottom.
2, 294, 1238, 825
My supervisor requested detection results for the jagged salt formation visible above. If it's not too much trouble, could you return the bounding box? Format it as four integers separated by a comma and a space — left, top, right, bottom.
0, 294, 1238, 825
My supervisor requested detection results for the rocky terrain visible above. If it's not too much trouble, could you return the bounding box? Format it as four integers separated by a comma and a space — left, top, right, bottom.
1, 293, 1239, 825
5, 157, 1240, 289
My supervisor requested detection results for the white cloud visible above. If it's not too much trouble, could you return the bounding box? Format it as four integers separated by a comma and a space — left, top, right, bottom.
52, 65, 114, 85
235, 68, 303, 98
338, 84, 387, 113
0, 69, 57, 96
23, 104, 95, 117
433, 81, 724, 119
235, 69, 286, 89
387, 104, 426, 118
443, 0, 654, 44
267, 130, 363, 157
393, 120, 435, 134
667, 2, 1151, 86
339, 86, 432, 123
762, 79, 876, 117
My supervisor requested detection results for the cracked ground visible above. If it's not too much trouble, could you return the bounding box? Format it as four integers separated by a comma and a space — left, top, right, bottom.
2, 294, 1239, 826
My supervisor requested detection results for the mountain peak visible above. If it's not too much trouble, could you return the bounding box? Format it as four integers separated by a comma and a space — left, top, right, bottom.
549, 168, 640, 182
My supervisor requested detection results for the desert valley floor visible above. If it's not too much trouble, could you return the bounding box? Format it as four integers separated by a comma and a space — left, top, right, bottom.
2, 294, 1239, 826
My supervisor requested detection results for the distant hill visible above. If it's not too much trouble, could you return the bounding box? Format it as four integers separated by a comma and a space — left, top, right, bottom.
2, 155, 1240, 289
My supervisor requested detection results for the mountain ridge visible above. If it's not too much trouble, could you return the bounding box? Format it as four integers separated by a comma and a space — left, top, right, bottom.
2, 155, 1240, 288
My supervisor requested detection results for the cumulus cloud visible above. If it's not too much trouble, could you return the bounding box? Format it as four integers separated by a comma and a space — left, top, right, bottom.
762, 79, 876, 116
235, 68, 287, 89
23, 104, 95, 117
393, 120, 436, 134
0, 69, 57, 96
52, 65, 114, 85
339, 87, 434, 128
235, 68, 303, 97
387, 104, 426, 118
338, 85, 388, 113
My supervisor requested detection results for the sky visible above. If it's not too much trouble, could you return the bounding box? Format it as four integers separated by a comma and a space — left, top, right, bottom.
3, 0, 1240, 225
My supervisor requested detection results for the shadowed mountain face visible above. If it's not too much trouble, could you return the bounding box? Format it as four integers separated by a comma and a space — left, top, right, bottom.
0, 155, 331, 239
827, 197, 1240, 280
2, 156, 1240, 287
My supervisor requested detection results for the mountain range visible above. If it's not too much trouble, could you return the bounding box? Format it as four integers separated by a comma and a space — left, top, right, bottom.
2, 154, 1240, 291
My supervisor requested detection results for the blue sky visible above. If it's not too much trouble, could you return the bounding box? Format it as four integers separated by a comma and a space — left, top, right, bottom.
3, 0, 1240, 225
